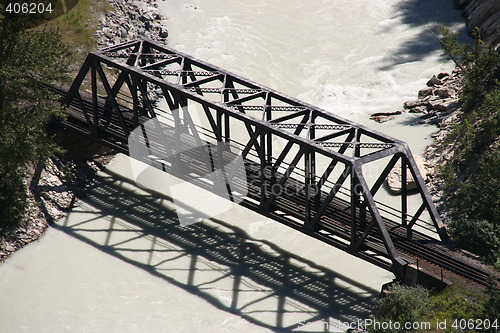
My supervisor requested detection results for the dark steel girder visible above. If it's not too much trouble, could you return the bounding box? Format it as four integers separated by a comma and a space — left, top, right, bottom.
60, 39, 448, 281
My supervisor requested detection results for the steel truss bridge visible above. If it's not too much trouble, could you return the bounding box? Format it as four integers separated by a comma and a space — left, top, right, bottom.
55, 39, 491, 284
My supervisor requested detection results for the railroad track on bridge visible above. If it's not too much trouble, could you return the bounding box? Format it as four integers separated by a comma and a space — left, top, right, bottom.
46, 85, 497, 287
46, 39, 498, 286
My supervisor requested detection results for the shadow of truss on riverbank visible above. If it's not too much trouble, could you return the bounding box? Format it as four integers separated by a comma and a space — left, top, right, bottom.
53, 169, 381, 332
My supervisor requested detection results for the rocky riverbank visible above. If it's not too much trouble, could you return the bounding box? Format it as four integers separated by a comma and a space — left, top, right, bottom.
95, 0, 169, 102
371, 70, 462, 125
0, 0, 169, 263
377, 0, 500, 226
419, 71, 464, 224
95, 0, 168, 48
372, 69, 464, 223
0, 152, 115, 263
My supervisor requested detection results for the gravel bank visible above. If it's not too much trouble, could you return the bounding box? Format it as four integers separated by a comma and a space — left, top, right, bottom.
0, 0, 169, 263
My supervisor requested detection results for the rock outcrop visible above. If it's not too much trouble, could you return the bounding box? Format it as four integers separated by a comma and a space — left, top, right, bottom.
404, 71, 463, 126
387, 155, 428, 194
454, 0, 500, 47
95, 0, 168, 48
370, 110, 402, 123
371, 70, 463, 126
95, 1, 168, 103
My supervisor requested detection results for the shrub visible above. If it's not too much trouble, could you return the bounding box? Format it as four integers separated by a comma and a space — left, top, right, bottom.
0, 172, 28, 232
450, 219, 499, 263
452, 150, 500, 221
426, 283, 486, 333
482, 278, 500, 333
0, 13, 70, 232
370, 284, 431, 332
438, 27, 499, 263
438, 27, 469, 70
460, 38, 500, 113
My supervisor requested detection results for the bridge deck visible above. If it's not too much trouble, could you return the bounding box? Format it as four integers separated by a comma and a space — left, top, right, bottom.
52, 86, 492, 285
50, 39, 497, 285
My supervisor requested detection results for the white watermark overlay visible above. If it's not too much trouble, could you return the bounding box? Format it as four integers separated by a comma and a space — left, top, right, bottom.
298, 318, 499, 331
126, 113, 397, 227
128, 116, 248, 226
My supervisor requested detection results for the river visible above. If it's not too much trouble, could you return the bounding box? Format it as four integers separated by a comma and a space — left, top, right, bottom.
0, 1, 465, 332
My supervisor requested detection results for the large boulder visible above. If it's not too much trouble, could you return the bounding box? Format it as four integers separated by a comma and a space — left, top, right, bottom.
387, 155, 428, 194
404, 99, 428, 109
428, 98, 461, 113
426, 75, 443, 87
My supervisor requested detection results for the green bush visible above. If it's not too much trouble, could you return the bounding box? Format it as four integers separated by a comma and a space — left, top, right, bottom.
425, 283, 487, 333
458, 90, 500, 165
451, 150, 500, 222
370, 284, 431, 333
446, 120, 499, 263
0, 14, 70, 232
0, 172, 28, 231
439, 28, 499, 263
440, 27, 500, 113
438, 27, 469, 70
460, 40, 500, 113
371, 283, 493, 333
482, 279, 500, 333
450, 219, 499, 263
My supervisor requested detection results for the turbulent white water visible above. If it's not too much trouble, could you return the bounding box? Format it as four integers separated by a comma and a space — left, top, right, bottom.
160, 0, 464, 126
158, 0, 466, 231
0, 1, 466, 332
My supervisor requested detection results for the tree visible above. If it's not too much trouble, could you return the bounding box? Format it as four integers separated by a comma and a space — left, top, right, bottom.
439, 27, 500, 264
0, 2, 71, 232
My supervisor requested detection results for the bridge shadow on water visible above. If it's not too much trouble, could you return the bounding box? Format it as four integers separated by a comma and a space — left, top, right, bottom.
53, 169, 381, 332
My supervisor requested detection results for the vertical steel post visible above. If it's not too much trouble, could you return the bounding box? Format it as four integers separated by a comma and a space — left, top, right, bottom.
350, 170, 359, 246
354, 129, 361, 158
359, 199, 367, 231
265, 94, 272, 164
259, 130, 267, 208
350, 129, 362, 246
309, 115, 318, 204
401, 155, 408, 225
216, 110, 223, 143
91, 64, 99, 138
221, 77, 230, 143
131, 77, 139, 128
401, 155, 409, 239
304, 149, 311, 225
224, 113, 230, 143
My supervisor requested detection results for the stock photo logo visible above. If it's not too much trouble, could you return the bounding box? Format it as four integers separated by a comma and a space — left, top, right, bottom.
3, 0, 80, 30
128, 117, 248, 226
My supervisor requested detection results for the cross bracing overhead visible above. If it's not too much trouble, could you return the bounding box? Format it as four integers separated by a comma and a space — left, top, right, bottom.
60, 39, 449, 281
